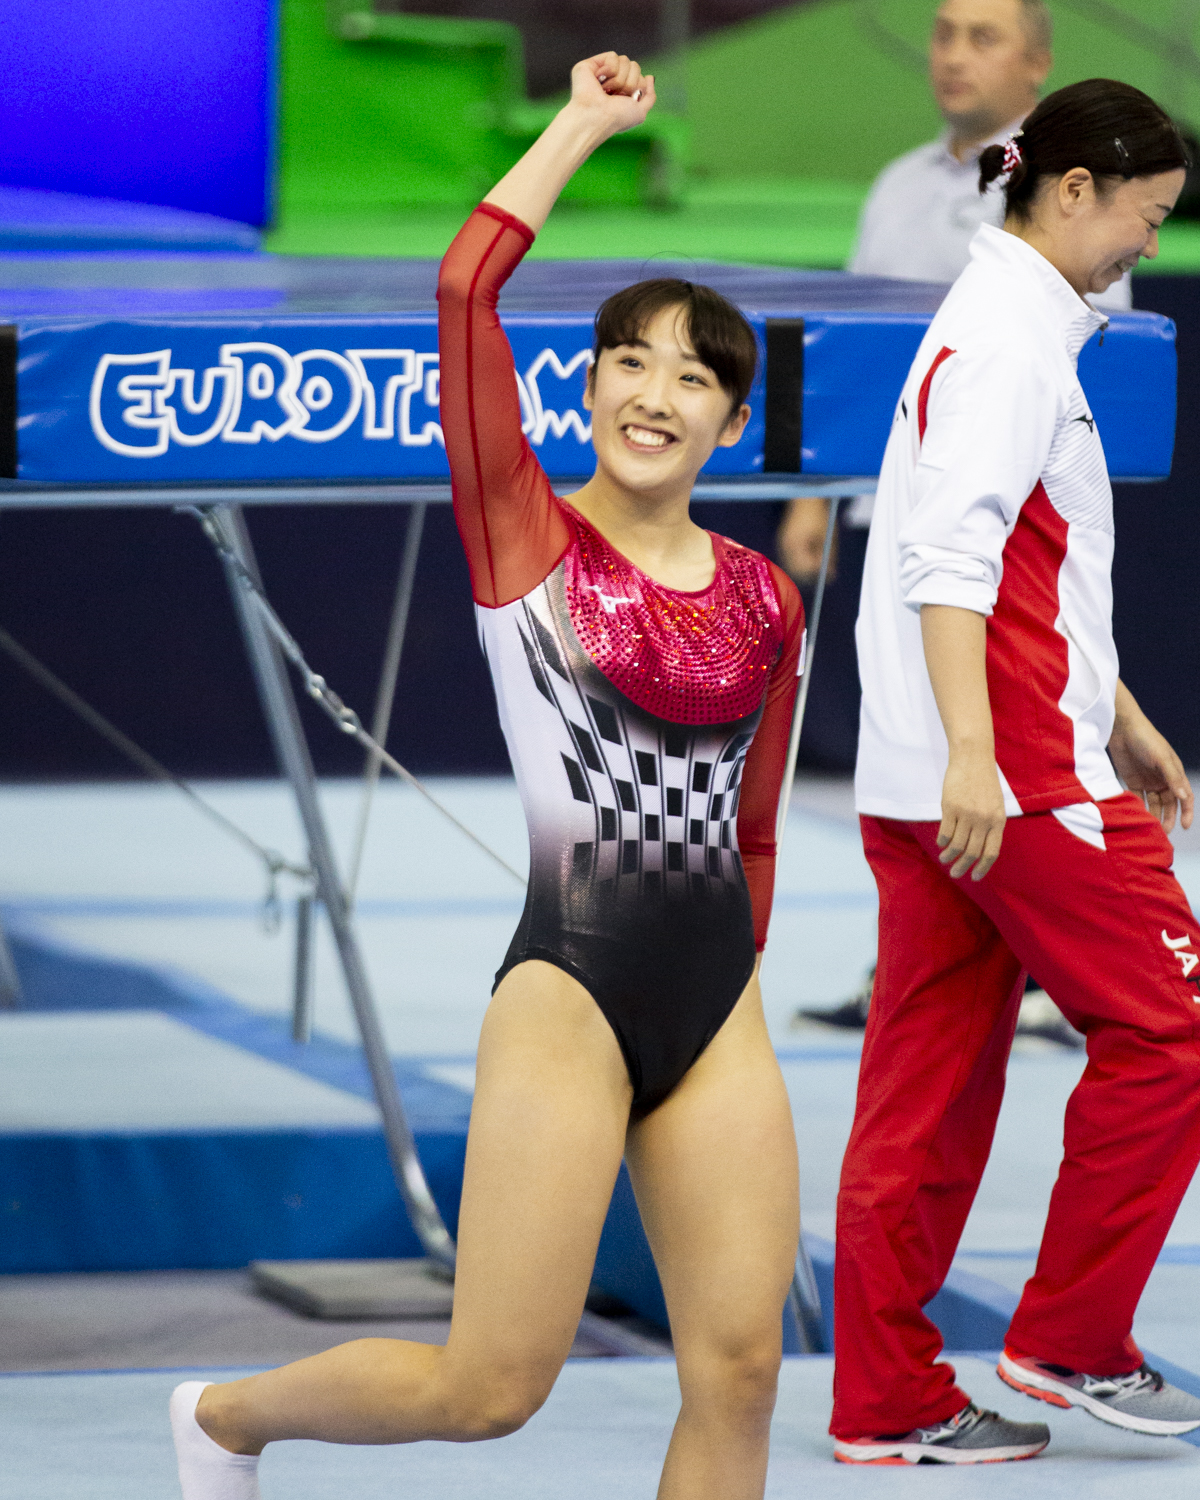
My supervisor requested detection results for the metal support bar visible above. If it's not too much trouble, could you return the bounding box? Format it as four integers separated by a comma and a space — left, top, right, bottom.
787, 1234, 828, 1353
0, 915, 22, 1008
789, 1239, 828, 1354
0, 478, 879, 512
210, 504, 455, 1272
775, 493, 846, 1352
775, 495, 843, 852
659, 0, 691, 116
347, 500, 426, 905
291, 894, 315, 1044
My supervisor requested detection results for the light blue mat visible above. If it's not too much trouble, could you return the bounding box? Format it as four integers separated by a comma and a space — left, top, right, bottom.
0, 186, 260, 253
5, 1357, 1199, 1500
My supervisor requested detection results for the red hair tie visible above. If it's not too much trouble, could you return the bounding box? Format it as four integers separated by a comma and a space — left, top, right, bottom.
1002, 131, 1024, 180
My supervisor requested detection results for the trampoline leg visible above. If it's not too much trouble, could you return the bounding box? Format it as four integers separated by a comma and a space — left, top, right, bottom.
787, 1235, 828, 1354
775, 494, 849, 1354
291, 893, 315, 1044
210, 505, 456, 1273
0, 915, 21, 1008
774, 494, 843, 851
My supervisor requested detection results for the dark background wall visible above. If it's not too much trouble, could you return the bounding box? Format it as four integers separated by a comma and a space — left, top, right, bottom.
0, 500, 802, 781
1, 277, 1197, 783
374, 0, 804, 99
1110, 278, 1200, 764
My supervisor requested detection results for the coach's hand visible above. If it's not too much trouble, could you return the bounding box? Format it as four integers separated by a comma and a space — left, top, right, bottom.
920, 604, 1006, 880
938, 749, 1006, 880
1109, 679, 1194, 833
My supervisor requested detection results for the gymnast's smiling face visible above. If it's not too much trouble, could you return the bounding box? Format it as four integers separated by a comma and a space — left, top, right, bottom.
583, 305, 751, 497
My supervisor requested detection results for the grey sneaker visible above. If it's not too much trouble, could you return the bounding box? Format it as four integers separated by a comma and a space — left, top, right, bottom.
833, 1402, 1050, 1464
999, 1349, 1200, 1435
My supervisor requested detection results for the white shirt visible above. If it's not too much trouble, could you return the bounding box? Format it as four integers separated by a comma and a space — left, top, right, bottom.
855, 224, 1124, 826
850, 128, 1132, 311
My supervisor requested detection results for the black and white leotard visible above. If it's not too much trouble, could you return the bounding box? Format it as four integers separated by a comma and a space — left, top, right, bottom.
438, 203, 805, 1114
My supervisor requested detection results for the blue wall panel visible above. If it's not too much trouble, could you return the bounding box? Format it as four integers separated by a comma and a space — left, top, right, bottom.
2, 0, 274, 226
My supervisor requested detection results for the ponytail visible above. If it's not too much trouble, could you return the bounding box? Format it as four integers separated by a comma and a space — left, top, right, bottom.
978, 78, 1188, 219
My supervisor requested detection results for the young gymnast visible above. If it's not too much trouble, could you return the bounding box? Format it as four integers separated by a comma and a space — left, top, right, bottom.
834, 79, 1200, 1464
170, 51, 805, 1500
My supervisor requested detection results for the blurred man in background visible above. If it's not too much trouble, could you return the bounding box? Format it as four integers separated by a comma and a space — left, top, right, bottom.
853, 0, 1049, 283
782, 0, 1087, 1045
781, 0, 1128, 579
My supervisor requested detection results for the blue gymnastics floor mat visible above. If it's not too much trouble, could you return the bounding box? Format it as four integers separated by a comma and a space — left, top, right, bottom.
0, 185, 261, 254
3, 926, 469, 1273
1, 915, 1095, 1357
5, 1357, 1200, 1499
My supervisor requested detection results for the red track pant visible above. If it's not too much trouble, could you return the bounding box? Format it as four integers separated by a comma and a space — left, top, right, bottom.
831, 793, 1200, 1440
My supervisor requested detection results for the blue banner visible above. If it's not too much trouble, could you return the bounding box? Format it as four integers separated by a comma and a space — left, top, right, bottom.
17, 314, 764, 484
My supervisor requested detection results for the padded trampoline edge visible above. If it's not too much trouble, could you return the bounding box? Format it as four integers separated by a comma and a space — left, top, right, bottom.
0, 326, 15, 479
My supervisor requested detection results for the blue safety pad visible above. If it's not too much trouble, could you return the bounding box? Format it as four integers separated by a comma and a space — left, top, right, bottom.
0, 1131, 462, 1274
800, 306, 1177, 478
2, 926, 469, 1273
0, 186, 261, 254
2, 255, 1176, 483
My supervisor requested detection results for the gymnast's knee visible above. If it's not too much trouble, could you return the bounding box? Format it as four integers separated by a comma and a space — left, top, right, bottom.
677, 1331, 782, 1429
436, 1362, 553, 1442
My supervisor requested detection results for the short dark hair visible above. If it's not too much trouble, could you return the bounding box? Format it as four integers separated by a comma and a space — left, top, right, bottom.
979, 78, 1189, 220
593, 279, 759, 412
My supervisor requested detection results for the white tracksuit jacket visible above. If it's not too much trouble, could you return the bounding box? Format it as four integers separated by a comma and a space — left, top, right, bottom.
855, 224, 1124, 832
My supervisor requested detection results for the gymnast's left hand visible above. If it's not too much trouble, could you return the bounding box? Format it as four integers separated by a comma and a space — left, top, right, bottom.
568, 52, 656, 136
1109, 679, 1194, 832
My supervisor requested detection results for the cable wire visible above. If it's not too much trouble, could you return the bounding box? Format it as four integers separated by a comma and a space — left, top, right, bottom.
0, 624, 310, 928
190, 508, 528, 890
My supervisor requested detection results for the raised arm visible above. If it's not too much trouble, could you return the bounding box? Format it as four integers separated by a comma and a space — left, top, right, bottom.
483, 53, 655, 231
437, 206, 563, 606
736, 563, 806, 951
437, 54, 655, 608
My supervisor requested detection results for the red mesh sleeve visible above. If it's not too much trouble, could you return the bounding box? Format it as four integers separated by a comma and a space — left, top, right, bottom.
436, 203, 572, 607
737, 560, 806, 950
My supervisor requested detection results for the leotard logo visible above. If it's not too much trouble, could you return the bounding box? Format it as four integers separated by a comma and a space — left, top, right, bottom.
582, 583, 635, 613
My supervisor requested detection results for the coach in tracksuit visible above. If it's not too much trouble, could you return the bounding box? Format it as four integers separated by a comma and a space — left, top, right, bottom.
833, 79, 1200, 1465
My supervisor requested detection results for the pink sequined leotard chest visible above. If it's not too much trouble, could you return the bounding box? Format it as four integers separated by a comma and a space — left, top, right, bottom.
563, 508, 783, 724
438, 202, 805, 1114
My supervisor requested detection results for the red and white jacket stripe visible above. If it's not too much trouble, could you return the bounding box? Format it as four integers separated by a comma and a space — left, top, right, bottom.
855, 223, 1123, 822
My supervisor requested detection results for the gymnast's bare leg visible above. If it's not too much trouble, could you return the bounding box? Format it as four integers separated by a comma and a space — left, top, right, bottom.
188, 963, 630, 1456
177, 962, 797, 1499
628, 964, 799, 1498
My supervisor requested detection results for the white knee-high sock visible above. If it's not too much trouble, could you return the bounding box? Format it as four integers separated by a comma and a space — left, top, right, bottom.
169, 1382, 261, 1500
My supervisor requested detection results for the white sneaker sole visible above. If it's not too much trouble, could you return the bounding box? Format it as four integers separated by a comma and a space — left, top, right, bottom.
833, 1437, 1048, 1465
998, 1351, 1200, 1436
